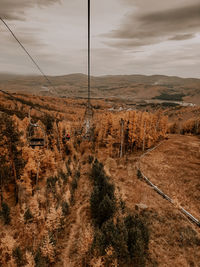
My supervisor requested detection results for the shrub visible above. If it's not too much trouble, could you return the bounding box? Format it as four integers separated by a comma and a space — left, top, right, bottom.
66, 162, 72, 176
41, 114, 54, 134
12, 247, 24, 267
70, 173, 80, 204
94, 194, 115, 227
120, 199, 126, 213
46, 176, 58, 193
62, 201, 69, 216
90, 159, 104, 184
58, 170, 68, 184
88, 155, 94, 164
75, 170, 80, 179
92, 215, 149, 265
124, 214, 149, 265
67, 157, 71, 165
92, 219, 130, 264
153, 92, 185, 101
71, 178, 78, 192
64, 144, 71, 156
1, 202, 11, 225
34, 249, 49, 267
24, 209, 33, 223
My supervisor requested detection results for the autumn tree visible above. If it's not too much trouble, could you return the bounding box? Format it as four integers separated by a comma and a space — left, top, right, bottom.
0, 114, 25, 204
93, 110, 168, 156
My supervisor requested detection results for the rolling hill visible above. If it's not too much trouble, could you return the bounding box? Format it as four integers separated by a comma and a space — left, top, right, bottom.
0, 73, 200, 105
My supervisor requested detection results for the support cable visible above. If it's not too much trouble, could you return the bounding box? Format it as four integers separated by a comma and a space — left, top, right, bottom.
0, 17, 55, 92
88, 0, 91, 106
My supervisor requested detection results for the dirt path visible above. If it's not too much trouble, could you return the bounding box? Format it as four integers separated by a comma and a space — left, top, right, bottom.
59, 203, 88, 267
55, 165, 93, 267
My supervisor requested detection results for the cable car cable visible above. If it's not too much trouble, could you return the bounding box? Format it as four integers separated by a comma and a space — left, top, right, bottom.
0, 17, 55, 93
88, 0, 91, 106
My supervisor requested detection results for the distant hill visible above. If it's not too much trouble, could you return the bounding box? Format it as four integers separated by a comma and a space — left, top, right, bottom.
0, 73, 200, 104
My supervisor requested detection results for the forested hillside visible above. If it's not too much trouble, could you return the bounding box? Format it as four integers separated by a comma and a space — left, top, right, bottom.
0, 91, 199, 266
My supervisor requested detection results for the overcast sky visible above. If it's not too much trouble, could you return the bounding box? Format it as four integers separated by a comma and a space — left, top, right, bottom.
0, 0, 200, 78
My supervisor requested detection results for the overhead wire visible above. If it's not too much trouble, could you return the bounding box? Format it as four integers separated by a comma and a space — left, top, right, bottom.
0, 7, 91, 119
88, 0, 91, 106
0, 17, 56, 93
0, 88, 46, 116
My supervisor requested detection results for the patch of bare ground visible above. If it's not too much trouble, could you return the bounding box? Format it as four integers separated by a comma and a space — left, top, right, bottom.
140, 135, 200, 218
103, 135, 200, 266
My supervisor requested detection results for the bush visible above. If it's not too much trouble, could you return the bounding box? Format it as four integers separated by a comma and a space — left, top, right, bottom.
70, 172, 80, 204
1, 202, 11, 225
92, 215, 149, 265
46, 176, 58, 193
34, 249, 49, 267
62, 201, 69, 216
66, 162, 72, 176
71, 178, 78, 192
91, 194, 115, 227
75, 170, 80, 179
98, 219, 129, 261
90, 159, 104, 184
88, 155, 94, 164
41, 114, 54, 134
12, 247, 24, 267
58, 170, 68, 184
153, 93, 185, 101
124, 214, 149, 265
64, 144, 71, 156
120, 199, 126, 213
24, 209, 33, 223
93, 217, 145, 264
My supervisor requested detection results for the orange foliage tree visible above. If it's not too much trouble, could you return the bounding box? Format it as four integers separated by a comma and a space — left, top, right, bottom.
92, 110, 168, 156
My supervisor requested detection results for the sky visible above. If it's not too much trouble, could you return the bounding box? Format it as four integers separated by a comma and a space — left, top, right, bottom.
0, 0, 200, 78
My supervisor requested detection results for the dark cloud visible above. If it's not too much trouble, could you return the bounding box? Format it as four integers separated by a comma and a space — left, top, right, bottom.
169, 34, 195, 41
140, 3, 200, 25
106, 1, 200, 48
0, 0, 60, 20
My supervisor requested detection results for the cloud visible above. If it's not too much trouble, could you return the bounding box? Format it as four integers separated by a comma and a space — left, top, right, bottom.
0, 0, 199, 78
169, 34, 195, 41
106, 1, 200, 48
0, 0, 60, 20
